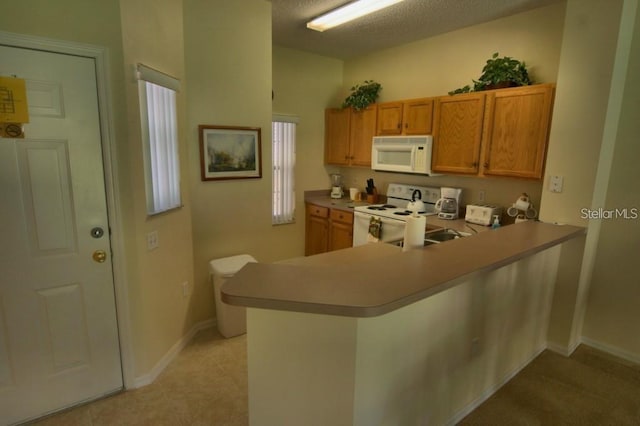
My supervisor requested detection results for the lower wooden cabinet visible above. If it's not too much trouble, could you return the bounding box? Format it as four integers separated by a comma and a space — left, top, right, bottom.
305, 204, 329, 256
305, 203, 353, 256
329, 209, 354, 251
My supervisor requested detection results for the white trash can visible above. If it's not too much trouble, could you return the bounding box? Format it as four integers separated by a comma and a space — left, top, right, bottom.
209, 254, 256, 338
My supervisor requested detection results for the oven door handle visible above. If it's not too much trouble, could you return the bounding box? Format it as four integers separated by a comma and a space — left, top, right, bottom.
354, 212, 405, 225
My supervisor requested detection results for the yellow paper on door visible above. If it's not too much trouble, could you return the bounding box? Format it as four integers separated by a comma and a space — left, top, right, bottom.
0, 77, 29, 123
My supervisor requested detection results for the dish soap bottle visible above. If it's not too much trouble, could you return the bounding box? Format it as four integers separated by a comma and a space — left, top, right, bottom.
491, 215, 501, 229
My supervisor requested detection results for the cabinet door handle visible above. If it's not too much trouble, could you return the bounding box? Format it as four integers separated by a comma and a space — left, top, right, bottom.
484, 162, 489, 168
397, 123, 401, 129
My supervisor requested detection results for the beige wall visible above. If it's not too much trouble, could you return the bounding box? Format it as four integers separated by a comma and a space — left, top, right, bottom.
541, 0, 639, 360
582, 0, 640, 359
0, 0, 124, 49
119, 0, 195, 377
539, 1, 622, 226
272, 46, 344, 247
184, 0, 273, 324
342, 3, 565, 102
185, 11, 345, 326
331, 2, 567, 210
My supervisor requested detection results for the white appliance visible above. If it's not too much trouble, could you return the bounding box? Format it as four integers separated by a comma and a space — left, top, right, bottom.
352, 183, 439, 246
465, 204, 503, 226
371, 135, 437, 175
435, 187, 462, 220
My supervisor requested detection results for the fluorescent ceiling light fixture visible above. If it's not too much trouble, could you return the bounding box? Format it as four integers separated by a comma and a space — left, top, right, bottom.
307, 0, 405, 32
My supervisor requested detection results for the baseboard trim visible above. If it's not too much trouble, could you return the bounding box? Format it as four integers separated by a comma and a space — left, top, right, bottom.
131, 318, 216, 389
580, 336, 640, 365
448, 345, 546, 425
546, 340, 580, 357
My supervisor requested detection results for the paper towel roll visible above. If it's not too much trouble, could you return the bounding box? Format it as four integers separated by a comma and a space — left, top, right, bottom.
402, 214, 426, 252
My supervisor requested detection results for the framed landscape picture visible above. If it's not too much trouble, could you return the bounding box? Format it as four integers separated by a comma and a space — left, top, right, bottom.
198, 125, 262, 181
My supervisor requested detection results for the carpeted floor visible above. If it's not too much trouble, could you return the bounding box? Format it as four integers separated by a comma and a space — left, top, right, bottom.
29, 327, 640, 425
29, 327, 248, 425
460, 345, 640, 425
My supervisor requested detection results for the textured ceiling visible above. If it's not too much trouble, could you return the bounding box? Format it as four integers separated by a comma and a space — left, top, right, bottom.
272, 0, 564, 59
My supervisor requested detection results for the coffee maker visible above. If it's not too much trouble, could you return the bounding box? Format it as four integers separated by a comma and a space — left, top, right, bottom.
330, 173, 343, 199
435, 187, 462, 220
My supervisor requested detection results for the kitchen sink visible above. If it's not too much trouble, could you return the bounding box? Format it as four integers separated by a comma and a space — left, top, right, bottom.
424, 228, 471, 243
389, 228, 471, 248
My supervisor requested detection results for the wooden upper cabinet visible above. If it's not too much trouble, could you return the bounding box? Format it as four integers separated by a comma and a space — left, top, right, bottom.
376, 98, 434, 135
325, 105, 376, 167
482, 85, 554, 179
324, 108, 351, 165
326, 84, 554, 178
403, 98, 434, 135
432, 92, 486, 174
376, 102, 404, 135
349, 105, 377, 167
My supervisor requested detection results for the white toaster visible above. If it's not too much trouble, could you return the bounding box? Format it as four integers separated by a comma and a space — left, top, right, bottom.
465, 204, 503, 226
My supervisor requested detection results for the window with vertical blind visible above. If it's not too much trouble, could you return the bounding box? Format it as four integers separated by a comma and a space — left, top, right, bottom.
137, 63, 182, 215
272, 115, 297, 224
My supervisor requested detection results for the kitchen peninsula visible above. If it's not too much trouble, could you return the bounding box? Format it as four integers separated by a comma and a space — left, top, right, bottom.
222, 221, 584, 425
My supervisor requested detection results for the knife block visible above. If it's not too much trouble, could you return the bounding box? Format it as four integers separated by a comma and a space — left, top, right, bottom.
366, 187, 378, 204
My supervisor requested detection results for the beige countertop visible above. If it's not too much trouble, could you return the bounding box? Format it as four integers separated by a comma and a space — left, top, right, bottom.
222, 221, 585, 318
304, 191, 369, 212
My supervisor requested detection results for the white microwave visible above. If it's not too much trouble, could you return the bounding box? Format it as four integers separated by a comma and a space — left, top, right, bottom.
371, 135, 436, 175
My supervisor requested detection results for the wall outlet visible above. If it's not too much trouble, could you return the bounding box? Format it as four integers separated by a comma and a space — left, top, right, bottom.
181, 281, 190, 298
147, 230, 159, 251
549, 175, 564, 193
478, 190, 485, 203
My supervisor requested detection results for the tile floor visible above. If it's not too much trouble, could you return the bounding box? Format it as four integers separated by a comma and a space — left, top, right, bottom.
29, 328, 248, 426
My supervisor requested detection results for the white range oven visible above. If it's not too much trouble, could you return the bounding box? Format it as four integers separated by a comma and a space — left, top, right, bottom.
352, 183, 440, 247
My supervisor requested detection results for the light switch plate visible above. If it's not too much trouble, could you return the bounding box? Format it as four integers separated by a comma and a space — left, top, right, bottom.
549, 175, 564, 193
147, 230, 159, 250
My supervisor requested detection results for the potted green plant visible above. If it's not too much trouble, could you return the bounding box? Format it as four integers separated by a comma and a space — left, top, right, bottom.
449, 52, 532, 95
342, 80, 382, 111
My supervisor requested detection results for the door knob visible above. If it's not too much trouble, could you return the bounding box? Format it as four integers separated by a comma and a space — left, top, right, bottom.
93, 250, 107, 263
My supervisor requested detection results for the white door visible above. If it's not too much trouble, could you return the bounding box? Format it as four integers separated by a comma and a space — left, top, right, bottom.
0, 45, 122, 424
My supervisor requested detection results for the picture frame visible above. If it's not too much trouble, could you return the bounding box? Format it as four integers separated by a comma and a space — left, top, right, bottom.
198, 125, 262, 181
